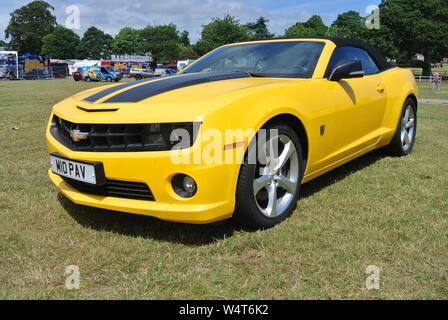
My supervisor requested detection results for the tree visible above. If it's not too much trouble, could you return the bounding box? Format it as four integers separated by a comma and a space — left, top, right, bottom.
328, 10, 365, 39
41, 26, 80, 59
245, 17, 274, 40
112, 27, 145, 55
303, 15, 328, 35
0, 40, 8, 49
373, 0, 448, 75
5, 0, 57, 53
284, 15, 328, 37
78, 27, 113, 59
180, 30, 190, 47
195, 15, 250, 55
179, 46, 200, 60
141, 24, 182, 62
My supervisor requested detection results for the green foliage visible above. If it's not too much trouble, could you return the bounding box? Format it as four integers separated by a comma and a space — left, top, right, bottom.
245, 17, 274, 40
78, 27, 113, 60
328, 10, 365, 39
180, 31, 190, 47
5, 0, 57, 53
372, 0, 448, 75
141, 24, 182, 62
111, 27, 145, 56
41, 26, 80, 59
195, 15, 250, 55
284, 15, 328, 37
179, 46, 200, 60
0, 40, 8, 49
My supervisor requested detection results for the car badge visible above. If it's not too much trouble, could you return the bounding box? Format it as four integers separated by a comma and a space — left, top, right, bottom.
70, 129, 89, 142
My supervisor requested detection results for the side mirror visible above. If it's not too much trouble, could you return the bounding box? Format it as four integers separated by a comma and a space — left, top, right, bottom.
329, 60, 364, 81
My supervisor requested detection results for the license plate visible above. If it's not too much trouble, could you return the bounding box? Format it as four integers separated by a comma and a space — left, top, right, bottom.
50, 154, 105, 185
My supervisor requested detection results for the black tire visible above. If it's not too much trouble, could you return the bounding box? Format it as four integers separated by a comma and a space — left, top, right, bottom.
107, 77, 112, 82
86, 77, 91, 82
384, 97, 417, 156
135, 74, 142, 80
233, 123, 304, 229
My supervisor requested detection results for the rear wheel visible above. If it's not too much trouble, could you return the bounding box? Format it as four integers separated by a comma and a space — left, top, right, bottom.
86, 77, 91, 82
385, 97, 417, 156
234, 123, 304, 228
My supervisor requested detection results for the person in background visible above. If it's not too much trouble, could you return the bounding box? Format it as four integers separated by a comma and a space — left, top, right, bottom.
432, 71, 440, 90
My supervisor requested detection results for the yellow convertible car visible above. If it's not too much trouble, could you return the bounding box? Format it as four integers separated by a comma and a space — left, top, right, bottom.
46, 37, 418, 228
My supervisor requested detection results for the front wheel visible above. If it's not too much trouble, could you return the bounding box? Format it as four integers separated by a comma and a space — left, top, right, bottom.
233, 123, 304, 229
385, 97, 417, 156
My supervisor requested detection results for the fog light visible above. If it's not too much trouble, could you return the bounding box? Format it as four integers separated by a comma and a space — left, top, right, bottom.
183, 176, 196, 193
172, 174, 197, 198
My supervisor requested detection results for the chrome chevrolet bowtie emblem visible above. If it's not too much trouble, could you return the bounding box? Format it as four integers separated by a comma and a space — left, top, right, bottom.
70, 129, 89, 142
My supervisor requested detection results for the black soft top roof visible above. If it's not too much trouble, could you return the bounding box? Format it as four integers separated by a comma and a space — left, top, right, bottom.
270, 37, 391, 71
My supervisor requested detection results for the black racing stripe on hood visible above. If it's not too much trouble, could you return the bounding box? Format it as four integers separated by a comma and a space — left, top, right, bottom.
102, 72, 250, 103
83, 78, 153, 102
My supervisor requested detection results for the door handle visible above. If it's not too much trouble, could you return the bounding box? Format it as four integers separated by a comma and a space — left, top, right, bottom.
376, 84, 385, 94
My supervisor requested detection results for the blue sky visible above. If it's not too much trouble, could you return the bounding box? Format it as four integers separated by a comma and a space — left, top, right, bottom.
0, 0, 381, 43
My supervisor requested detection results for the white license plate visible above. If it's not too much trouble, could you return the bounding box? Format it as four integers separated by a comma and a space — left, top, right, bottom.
50, 155, 97, 184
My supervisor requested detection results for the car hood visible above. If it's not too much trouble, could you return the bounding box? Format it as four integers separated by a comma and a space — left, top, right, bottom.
54, 72, 303, 123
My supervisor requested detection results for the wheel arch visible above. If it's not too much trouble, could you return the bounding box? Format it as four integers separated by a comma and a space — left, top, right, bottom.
407, 93, 418, 110
263, 113, 309, 165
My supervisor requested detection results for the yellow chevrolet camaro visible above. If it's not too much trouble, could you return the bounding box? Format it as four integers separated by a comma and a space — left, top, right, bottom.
46, 38, 418, 228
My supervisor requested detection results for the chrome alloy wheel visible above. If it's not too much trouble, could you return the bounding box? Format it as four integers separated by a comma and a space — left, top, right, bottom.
401, 104, 415, 152
253, 134, 300, 218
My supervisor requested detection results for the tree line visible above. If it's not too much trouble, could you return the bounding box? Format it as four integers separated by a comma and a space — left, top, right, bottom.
2, 0, 447, 75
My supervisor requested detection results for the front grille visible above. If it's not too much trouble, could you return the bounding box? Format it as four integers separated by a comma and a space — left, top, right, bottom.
63, 177, 155, 201
50, 115, 199, 152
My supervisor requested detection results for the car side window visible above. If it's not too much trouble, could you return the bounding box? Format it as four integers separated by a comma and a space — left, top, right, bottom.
327, 47, 380, 76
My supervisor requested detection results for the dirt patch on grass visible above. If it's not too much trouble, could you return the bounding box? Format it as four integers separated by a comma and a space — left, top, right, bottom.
419, 98, 448, 105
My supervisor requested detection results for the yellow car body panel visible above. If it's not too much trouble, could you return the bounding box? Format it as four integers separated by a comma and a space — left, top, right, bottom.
46, 38, 418, 224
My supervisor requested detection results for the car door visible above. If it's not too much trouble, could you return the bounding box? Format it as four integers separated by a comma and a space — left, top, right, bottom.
326, 46, 387, 163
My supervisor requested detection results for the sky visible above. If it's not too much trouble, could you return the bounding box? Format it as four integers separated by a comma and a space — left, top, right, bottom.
0, 0, 381, 43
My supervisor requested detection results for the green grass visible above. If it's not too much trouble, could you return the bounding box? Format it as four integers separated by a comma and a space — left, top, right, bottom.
416, 82, 448, 100
0, 79, 447, 299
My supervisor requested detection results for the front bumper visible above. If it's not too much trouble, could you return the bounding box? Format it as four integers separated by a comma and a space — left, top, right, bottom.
46, 124, 238, 224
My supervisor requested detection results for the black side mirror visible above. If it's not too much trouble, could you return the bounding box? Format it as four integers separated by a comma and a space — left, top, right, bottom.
329, 60, 364, 81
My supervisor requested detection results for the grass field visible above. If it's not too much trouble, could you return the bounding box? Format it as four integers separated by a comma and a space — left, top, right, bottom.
0, 79, 447, 299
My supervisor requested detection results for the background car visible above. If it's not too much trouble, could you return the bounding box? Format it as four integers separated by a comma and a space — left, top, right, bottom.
79, 66, 103, 82
129, 68, 157, 80
100, 66, 121, 82
154, 68, 177, 77
72, 70, 82, 81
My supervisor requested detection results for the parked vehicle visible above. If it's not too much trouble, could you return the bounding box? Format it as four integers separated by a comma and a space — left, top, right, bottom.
100, 66, 121, 82
129, 68, 157, 80
46, 38, 418, 228
154, 68, 177, 77
177, 59, 195, 71
73, 70, 83, 81
80, 66, 103, 82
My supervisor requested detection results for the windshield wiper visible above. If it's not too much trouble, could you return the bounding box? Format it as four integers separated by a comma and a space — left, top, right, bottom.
229, 70, 267, 78
246, 72, 267, 78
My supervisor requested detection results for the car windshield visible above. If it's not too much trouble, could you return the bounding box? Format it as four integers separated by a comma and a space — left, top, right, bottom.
182, 41, 325, 78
